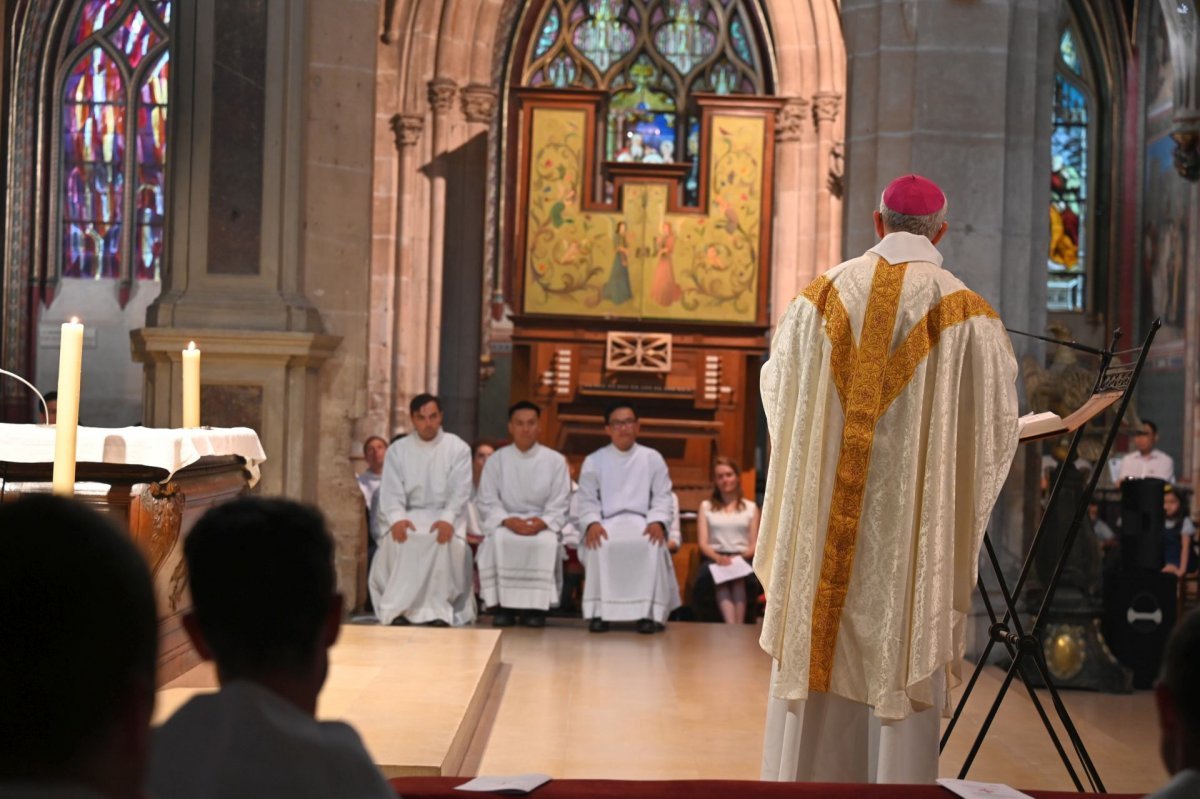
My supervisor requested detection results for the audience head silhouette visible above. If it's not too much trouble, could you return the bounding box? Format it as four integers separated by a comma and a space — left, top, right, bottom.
182, 496, 342, 716
1157, 608, 1200, 775
0, 495, 157, 799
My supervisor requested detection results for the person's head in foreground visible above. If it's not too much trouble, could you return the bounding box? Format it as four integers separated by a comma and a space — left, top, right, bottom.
183, 496, 341, 716
0, 495, 157, 799
1156, 608, 1200, 783
874, 174, 949, 245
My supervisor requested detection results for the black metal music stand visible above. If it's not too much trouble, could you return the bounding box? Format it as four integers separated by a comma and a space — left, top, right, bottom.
939, 318, 1162, 793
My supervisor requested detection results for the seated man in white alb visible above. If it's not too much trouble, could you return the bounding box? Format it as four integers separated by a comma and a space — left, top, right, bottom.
576, 401, 681, 634
370, 393, 476, 627
476, 401, 572, 628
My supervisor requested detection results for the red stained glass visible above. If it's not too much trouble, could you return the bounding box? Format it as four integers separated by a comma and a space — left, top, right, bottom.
71, 0, 124, 46
109, 7, 162, 69
60, 2, 172, 282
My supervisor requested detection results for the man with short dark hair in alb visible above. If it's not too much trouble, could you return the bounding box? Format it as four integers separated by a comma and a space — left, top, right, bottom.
370, 392, 476, 627
476, 400, 572, 627
147, 496, 393, 799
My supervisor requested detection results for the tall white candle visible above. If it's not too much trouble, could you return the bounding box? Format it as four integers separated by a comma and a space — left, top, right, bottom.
182, 340, 201, 428
52, 318, 84, 496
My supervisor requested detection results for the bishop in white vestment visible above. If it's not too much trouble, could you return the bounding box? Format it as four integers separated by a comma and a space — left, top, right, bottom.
575, 404, 681, 632
476, 401, 571, 624
755, 175, 1019, 783
370, 395, 476, 627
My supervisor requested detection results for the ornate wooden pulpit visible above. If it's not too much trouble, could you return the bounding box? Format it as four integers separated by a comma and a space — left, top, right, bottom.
0, 425, 265, 684
507, 88, 781, 506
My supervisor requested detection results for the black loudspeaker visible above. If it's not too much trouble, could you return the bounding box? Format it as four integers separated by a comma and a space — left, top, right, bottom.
1120, 478, 1166, 572
1102, 571, 1176, 689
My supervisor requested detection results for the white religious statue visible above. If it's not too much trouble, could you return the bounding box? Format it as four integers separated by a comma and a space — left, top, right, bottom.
475, 401, 572, 628
369, 394, 476, 627
755, 174, 1019, 784
575, 402, 681, 633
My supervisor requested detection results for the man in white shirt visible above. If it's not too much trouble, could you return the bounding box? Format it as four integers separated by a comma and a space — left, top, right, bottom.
1118, 420, 1176, 483
0, 496, 157, 799
147, 497, 394, 799
370, 393, 476, 627
1148, 608, 1200, 799
575, 401, 681, 633
476, 401, 572, 627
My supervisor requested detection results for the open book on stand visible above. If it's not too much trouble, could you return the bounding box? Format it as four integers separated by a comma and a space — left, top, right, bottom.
1017, 390, 1122, 444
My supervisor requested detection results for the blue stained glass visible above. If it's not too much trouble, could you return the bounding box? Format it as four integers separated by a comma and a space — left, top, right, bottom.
708, 60, 738, 94
154, 0, 171, 25
1060, 29, 1081, 75
535, 6, 560, 58
730, 15, 753, 66
547, 53, 579, 87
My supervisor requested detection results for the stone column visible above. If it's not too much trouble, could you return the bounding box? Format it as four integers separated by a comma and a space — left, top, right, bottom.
425, 77, 458, 394
812, 90, 843, 271
840, 0, 1058, 657
771, 97, 811, 321
390, 112, 425, 432
132, 0, 340, 499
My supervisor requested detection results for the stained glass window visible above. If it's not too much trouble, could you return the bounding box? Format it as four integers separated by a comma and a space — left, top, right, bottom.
523, 0, 768, 204
1048, 22, 1091, 312
58, 0, 171, 281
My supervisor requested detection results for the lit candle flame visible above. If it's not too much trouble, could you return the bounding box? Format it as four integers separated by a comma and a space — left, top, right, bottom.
187, 341, 197, 351
69, 316, 80, 324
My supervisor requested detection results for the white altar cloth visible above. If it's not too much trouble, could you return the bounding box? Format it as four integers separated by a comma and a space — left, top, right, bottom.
0, 424, 266, 484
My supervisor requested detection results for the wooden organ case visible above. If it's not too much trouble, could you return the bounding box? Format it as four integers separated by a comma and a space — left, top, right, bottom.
507, 88, 781, 504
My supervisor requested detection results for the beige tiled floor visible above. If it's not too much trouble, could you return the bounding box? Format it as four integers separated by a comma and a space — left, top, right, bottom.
157, 625, 501, 777
459, 621, 1165, 793
156, 619, 1165, 792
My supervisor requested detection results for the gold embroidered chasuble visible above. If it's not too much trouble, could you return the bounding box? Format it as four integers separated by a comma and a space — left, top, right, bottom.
754, 232, 1019, 720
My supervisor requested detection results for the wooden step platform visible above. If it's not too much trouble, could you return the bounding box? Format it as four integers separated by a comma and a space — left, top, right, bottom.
155, 625, 502, 777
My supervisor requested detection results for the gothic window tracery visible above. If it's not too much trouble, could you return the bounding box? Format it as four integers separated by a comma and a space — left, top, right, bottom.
57, 0, 171, 282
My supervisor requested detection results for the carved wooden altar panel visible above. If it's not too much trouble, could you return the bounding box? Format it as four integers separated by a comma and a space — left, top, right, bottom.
0, 456, 251, 684
508, 89, 779, 504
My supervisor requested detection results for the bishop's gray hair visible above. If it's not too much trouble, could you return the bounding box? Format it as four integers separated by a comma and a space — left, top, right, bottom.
879, 192, 948, 240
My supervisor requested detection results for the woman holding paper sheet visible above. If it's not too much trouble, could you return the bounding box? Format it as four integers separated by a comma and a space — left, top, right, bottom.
697, 457, 760, 624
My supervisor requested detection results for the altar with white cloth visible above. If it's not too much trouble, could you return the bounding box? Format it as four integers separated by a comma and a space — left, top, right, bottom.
0, 424, 266, 683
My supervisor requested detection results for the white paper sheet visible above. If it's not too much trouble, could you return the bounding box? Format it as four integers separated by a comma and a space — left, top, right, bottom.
708, 556, 753, 585
455, 774, 552, 795
937, 778, 1035, 799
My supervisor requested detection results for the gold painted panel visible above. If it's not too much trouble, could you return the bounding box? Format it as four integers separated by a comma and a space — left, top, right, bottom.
522, 107, 765, 324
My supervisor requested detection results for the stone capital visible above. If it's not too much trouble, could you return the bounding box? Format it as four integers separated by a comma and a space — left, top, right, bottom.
812, 91, 842, 126
775, 97, 810, 143
390, 113, 424, 149
428, 78, 459, 114
460, 84, 499, 124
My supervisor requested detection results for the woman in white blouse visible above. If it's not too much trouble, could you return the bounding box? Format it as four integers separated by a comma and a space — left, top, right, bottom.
697, 456, 760, 624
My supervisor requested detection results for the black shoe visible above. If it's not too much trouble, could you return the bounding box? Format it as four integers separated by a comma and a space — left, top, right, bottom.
636, 618, 656, 634
588, 617, 610, 633
389, 616, 410, 626
426, 619, 450, 628
523, 610, 546, 628
492, 609, 515, 628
